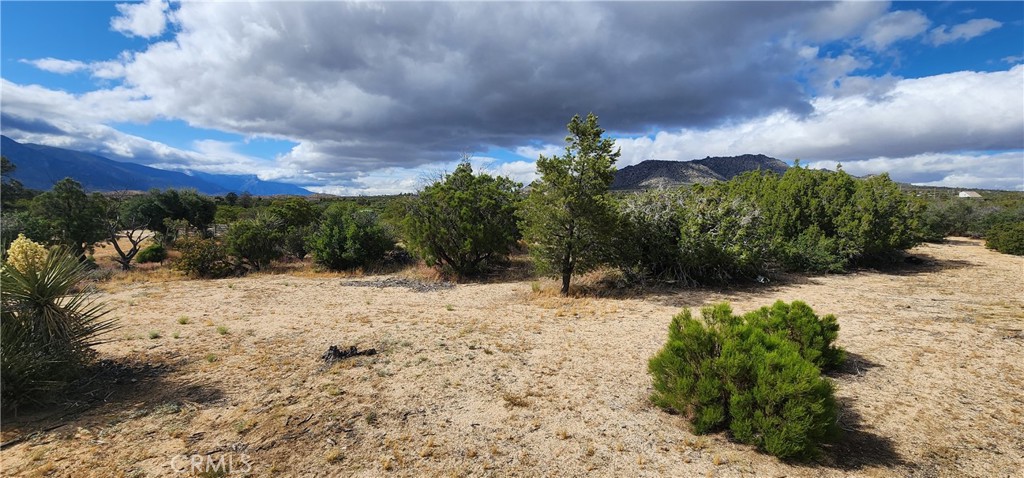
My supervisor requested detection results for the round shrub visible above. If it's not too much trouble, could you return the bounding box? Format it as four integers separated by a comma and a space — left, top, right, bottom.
224, 214, 283, 271
742, 300, 845, 372
404, 162, 521, 277
307, 203, 394, 271
648, 301, 843, 459
648, 307, 729, 434
985, 221, 1024, 256
135, 243, 167, 264
720, 325, 838, 459
173, 237, 233, 278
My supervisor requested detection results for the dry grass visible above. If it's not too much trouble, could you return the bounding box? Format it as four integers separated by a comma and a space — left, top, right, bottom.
1, 239, 1022, 477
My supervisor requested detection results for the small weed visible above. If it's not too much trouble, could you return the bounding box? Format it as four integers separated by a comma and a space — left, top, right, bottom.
216, 326, 229, 335
172, 332, 180, 339
712, 454, 727, 466
324, 448, 343, 464
502, 392, 531, 408
446, 304, 454, 311
322, 384, 342, 396
148, 330, 161, 339
556, 429, 570, 440
178, 316, 190, 324
233, 419, 254, 434
585, 443, 596, 457
531, 281, 541, 293
154, 402, 181, 415
205, 353, 218, 363
365, 411, 378, 425
27, 447, 46, 461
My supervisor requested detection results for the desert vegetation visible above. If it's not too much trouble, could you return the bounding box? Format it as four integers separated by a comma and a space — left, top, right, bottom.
1, 117, 1022, 476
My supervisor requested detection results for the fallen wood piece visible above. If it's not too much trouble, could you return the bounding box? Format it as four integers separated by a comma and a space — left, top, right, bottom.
321, 345, 377, 366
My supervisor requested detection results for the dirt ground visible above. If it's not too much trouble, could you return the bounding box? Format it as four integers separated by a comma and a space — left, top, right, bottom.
2, 238, 1022, 477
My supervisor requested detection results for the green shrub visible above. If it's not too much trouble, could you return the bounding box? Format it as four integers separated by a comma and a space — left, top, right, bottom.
676, 187, 772, 284
307, 203, 394, 271
718, 323, 838, 459
777, 225, 847, 273
224, 214, 283, 271
615, 189, 687, 284
404, 162, 521, 277
1, 248, 117, 412
985, 221, 1024, 256
135, 243, 167, 263
649, 301, 842, 459
173, 237, 233, 278
648, 306, 730, 433
742, 300, 845, 372
840, 174, 922, 260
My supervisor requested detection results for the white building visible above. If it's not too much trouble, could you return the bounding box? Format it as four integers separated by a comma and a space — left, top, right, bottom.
958, 191, 982, 198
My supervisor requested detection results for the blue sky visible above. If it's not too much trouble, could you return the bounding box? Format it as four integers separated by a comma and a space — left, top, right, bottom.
2, 1, 1022, 193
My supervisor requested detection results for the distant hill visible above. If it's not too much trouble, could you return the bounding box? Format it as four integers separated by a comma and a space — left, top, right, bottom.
612, 154, 789, 190
0, 135, 311, 196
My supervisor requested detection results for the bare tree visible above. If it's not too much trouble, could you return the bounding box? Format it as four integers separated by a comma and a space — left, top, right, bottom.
101, 191, 154, 270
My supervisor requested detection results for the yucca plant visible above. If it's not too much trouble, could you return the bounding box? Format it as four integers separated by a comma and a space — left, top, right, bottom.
1, 247, 118, 413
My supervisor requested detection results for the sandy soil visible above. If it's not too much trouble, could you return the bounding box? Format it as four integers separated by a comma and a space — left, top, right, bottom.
2, 238, 1022, 477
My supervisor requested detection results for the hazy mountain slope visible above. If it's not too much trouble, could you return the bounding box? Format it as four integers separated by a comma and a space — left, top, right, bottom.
1, 136, 310, 195
612, 154, 789, 190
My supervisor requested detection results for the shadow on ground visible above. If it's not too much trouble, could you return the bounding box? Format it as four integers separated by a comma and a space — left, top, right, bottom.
829, 351, 885, 378
811, 396, 910, 471
1, 354, 224, 450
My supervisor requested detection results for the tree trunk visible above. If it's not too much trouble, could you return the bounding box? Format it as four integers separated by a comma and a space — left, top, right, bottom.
560, 271, 571, 296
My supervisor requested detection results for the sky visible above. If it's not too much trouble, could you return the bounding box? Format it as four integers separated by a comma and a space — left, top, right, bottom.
1, 1, 1022, 194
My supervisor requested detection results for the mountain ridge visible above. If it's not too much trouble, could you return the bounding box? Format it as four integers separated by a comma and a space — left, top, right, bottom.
611, 154, 789, 190
0, 135, 310, 196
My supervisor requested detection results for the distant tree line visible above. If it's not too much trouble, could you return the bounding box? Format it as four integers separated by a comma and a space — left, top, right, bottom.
3, 114, 1022, 284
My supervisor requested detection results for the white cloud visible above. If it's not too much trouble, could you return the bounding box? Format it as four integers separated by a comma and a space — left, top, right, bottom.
861, 10, 930, 50
807, 152, 1024, 191
1004, 55, 1024, 65
20, 58, 88, 74
929, 18, 1002, 46
111, 0, 169, 38
613, 66, 1024, 180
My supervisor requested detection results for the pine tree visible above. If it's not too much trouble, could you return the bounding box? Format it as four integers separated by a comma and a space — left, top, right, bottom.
518, 113, 619, 295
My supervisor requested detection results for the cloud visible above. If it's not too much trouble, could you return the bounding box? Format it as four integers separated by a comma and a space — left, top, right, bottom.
1004, 55, 1024, 65
612, 66, 1024, 168
4, 2, 1021, 192
19, 58, 88, 74
807, 152, 1024, 191
860, 10, 931, 50
99, 1, 894, 174
929, 18, 1002, 46
111, 0, 169, 38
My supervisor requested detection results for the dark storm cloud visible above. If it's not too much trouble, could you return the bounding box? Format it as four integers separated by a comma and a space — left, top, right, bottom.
115, 1, 857, 171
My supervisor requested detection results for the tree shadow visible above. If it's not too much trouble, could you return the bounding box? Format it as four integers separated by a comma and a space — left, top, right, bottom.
810, 396, 909, 471
635, 272, 823, 309
828, 351, 884, 378
854, 251, 975, 277
1, 356, 224, 449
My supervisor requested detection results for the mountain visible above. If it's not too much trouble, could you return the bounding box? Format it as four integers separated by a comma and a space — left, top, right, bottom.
0, 135, 311, 196
612, 154, 789, 190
